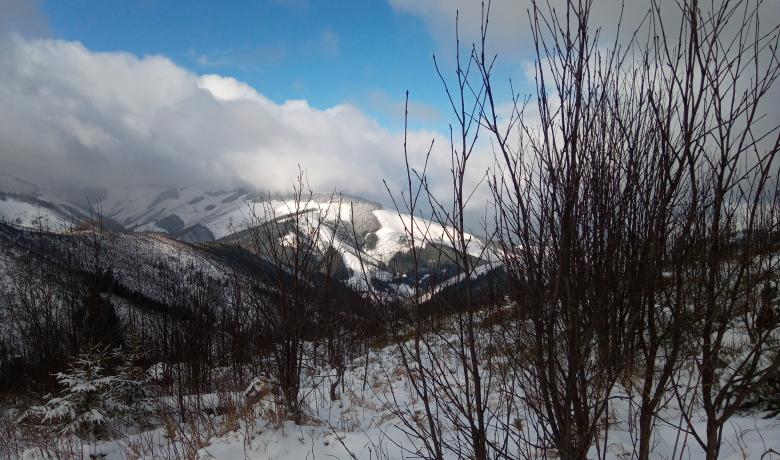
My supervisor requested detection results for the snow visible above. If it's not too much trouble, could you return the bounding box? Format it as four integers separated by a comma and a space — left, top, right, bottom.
204, 205, 255, 240
370, 209, 486, 263
279, 232, 298, 248
17, 334, 780, 460
134, 221, 167, 233
43, 185, 259, 236
0, 195, 72, 232
0, 176, 492, 270
1, 182, 498, 297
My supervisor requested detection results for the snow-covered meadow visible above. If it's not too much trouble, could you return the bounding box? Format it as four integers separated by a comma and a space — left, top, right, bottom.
8, 323, 779, 460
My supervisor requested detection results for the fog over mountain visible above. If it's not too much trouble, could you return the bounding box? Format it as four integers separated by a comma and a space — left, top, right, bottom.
3, 37, 452, 203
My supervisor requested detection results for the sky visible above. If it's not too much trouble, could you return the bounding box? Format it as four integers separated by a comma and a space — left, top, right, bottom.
1, 0, 512, 205
39, 0, 452, 130
0, 0, 778, 215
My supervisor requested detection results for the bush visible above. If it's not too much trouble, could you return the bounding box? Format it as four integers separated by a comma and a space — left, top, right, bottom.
28, 345, 153, 440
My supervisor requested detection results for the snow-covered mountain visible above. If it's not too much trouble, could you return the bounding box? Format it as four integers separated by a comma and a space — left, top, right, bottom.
0, 175, 497, 295
43, 184, 260, 241
0, 193, 75, 232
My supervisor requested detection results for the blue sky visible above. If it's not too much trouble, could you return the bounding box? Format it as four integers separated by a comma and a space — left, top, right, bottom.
41, 0, 451, 130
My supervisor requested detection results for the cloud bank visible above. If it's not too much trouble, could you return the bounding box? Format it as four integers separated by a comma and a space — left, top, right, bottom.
390, 0, 780, 62
0, 33, 444, 203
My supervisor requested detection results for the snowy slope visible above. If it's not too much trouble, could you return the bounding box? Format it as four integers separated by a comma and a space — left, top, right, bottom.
67, 184, 491, 270
0, 174, 499, 294
370, 209, 487, 262
17, 333, 780, 460
0, 193, 75, 232
228, 198, 496, 292
73, 186, 258, 236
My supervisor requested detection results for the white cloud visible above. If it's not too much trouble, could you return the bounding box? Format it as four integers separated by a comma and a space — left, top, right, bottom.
198, 74, 272, 104
0, 34, 454, 205
391, 0, 779, 145
390, 0, 780, 63
389, 0, 526, 59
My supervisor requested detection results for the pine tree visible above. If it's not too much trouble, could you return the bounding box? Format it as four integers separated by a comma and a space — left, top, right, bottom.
31, 345, 152, 440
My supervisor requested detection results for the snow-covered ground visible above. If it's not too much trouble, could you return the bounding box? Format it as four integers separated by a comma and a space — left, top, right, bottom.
0, 194, 73, 232
16, 334, 780, 460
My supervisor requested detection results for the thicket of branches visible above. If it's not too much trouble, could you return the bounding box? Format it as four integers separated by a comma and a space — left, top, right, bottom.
371, 0, 780, 459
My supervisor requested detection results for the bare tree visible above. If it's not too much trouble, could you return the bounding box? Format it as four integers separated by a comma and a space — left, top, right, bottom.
239, 170, 342, 422
370, 10, 504, 453
479, 0, 650, 456
474, 1, 779, 458
650, 1, 780, 458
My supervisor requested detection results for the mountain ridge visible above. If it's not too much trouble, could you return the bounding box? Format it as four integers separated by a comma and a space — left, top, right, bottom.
0, 174, 497, 296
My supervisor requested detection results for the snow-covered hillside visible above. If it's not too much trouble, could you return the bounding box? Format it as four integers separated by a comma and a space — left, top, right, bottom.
0, 175, 497, 294
0, 193, 75, 232
14, 331, 780, 460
